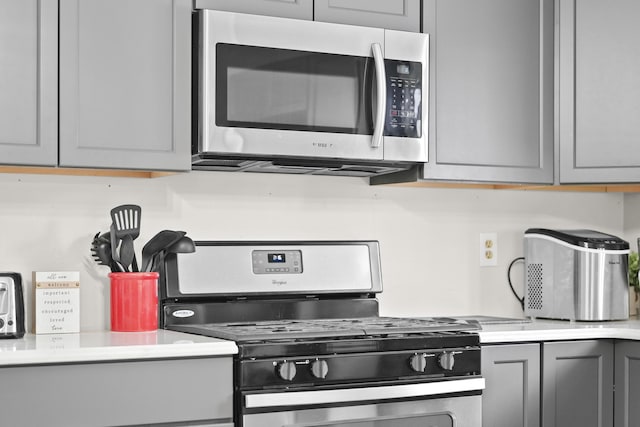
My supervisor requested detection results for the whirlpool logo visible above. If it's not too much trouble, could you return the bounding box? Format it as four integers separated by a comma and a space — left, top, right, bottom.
272, 280, 287, 286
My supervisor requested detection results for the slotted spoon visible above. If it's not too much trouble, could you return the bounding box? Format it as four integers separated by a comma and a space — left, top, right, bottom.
110, 204, 142, 272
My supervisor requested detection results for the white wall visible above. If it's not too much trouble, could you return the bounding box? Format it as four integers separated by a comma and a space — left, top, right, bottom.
0, 171, 624, 331
624, 194, 640, 251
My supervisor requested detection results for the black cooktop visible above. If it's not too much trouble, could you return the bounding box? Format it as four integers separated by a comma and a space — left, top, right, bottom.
168, 316, 479, 342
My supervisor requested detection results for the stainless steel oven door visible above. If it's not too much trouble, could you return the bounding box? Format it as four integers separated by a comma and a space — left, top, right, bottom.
242, 378, 483, 427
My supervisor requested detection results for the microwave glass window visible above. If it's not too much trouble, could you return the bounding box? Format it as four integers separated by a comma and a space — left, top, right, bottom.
216, 44, 374, 135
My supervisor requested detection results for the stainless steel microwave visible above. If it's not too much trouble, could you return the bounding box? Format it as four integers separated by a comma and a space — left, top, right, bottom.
192, 10, 429, 177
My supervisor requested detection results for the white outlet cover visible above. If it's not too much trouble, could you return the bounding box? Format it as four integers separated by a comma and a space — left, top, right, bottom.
479, 232, 498, 267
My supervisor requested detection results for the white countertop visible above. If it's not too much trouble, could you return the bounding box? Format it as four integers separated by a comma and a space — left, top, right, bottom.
8, 319, 640, 366
0, 330, 237, 366
479, 317, 640, 343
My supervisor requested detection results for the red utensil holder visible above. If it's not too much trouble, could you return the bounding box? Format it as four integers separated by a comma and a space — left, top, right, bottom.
109, 272, 159, 332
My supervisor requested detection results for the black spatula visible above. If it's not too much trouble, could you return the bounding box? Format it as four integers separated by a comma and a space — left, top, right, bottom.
110, 204, 142, 272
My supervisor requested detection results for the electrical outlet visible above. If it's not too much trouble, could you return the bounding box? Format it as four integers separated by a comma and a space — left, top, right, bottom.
479, 232, 498, 267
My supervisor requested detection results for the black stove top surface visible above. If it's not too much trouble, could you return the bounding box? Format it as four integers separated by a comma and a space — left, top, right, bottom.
169, 316, 479, 342
168, 316, 481, 359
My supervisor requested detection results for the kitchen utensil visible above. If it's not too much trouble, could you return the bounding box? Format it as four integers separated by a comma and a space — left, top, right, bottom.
151, 234, 194, 276
91, 231, 121, 272
110, 204, 142, 272
119, 235, 135, 272
109, 223, 120, 268
166, 236, 196, 255
141, 230, 185, 273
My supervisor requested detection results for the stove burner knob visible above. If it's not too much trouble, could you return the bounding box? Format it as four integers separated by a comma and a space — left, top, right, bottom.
276, 361, 297, 381
438, 352, 455, 371
310, 359, 329, 379
409, 353, 428, 372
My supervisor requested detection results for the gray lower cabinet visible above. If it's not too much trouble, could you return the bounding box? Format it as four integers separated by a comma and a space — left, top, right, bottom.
59, 0, 191, 171
483, 340, 616, 427
542, 340, 614, 427
481, 343, 540, 427
558, 0, 640, 184
314, 0, 420, 32
194, 0, 313, 20
0, 0, 58, 166
614, 340, 640, 427
419, 0, 554, 184
0, 357, 233, 426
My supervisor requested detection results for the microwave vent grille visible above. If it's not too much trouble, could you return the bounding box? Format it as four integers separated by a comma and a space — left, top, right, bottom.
527, 263, 543, 310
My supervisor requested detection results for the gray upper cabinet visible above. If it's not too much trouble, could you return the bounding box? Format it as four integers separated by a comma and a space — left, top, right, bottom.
0, 0, 57, 166
558, 0, 640, 183
420, 0, 554, 184
482, 343, 541, 427
314, 0, 420, 32
194, 0, 313, 20
59, 0, 191, 171
543, 340, 614, 427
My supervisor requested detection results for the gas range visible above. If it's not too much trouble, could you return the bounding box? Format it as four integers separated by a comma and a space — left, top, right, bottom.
160, 240, 484, 427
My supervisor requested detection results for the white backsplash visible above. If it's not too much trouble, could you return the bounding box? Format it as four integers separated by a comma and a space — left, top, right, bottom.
0, 171, 624, 331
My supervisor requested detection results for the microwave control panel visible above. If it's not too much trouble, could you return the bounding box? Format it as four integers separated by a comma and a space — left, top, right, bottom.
384, 60, 422, 139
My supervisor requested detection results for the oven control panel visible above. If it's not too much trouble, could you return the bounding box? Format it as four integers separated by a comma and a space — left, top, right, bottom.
252, 250, 303, 275
240, 346, 481, 389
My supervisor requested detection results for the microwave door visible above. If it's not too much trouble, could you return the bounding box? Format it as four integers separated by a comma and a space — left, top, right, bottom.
382, 30, 429, 163
199, 10, 385, 161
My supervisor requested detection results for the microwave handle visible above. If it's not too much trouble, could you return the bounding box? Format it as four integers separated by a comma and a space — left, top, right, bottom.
371, 43, 386, 149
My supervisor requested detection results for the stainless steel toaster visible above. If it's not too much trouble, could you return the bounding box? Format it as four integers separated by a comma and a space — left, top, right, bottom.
0, 273, 25, 338
524, 229, 630, 321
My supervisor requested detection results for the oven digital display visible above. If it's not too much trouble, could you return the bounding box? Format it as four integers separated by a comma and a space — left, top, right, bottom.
268, 253, 286, 263
252, 250, 303, 275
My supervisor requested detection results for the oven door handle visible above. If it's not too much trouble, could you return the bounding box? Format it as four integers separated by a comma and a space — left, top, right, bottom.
244, 377, 485, 409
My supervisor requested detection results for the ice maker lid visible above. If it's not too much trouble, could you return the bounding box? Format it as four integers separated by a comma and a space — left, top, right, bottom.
524, 228, 629, 250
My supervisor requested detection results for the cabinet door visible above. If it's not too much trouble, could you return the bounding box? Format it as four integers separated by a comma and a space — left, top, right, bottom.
614, 340, 640, 427
543, 340, 614, 427
0, 0, 57, 166
315, 0, 420, 32
421, 0, 554, 184
558, 0, 640, 183
59, 0, 191, 171
194, 0, 313, 20
0, 357, 233, 426
482, 344, 540, 427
